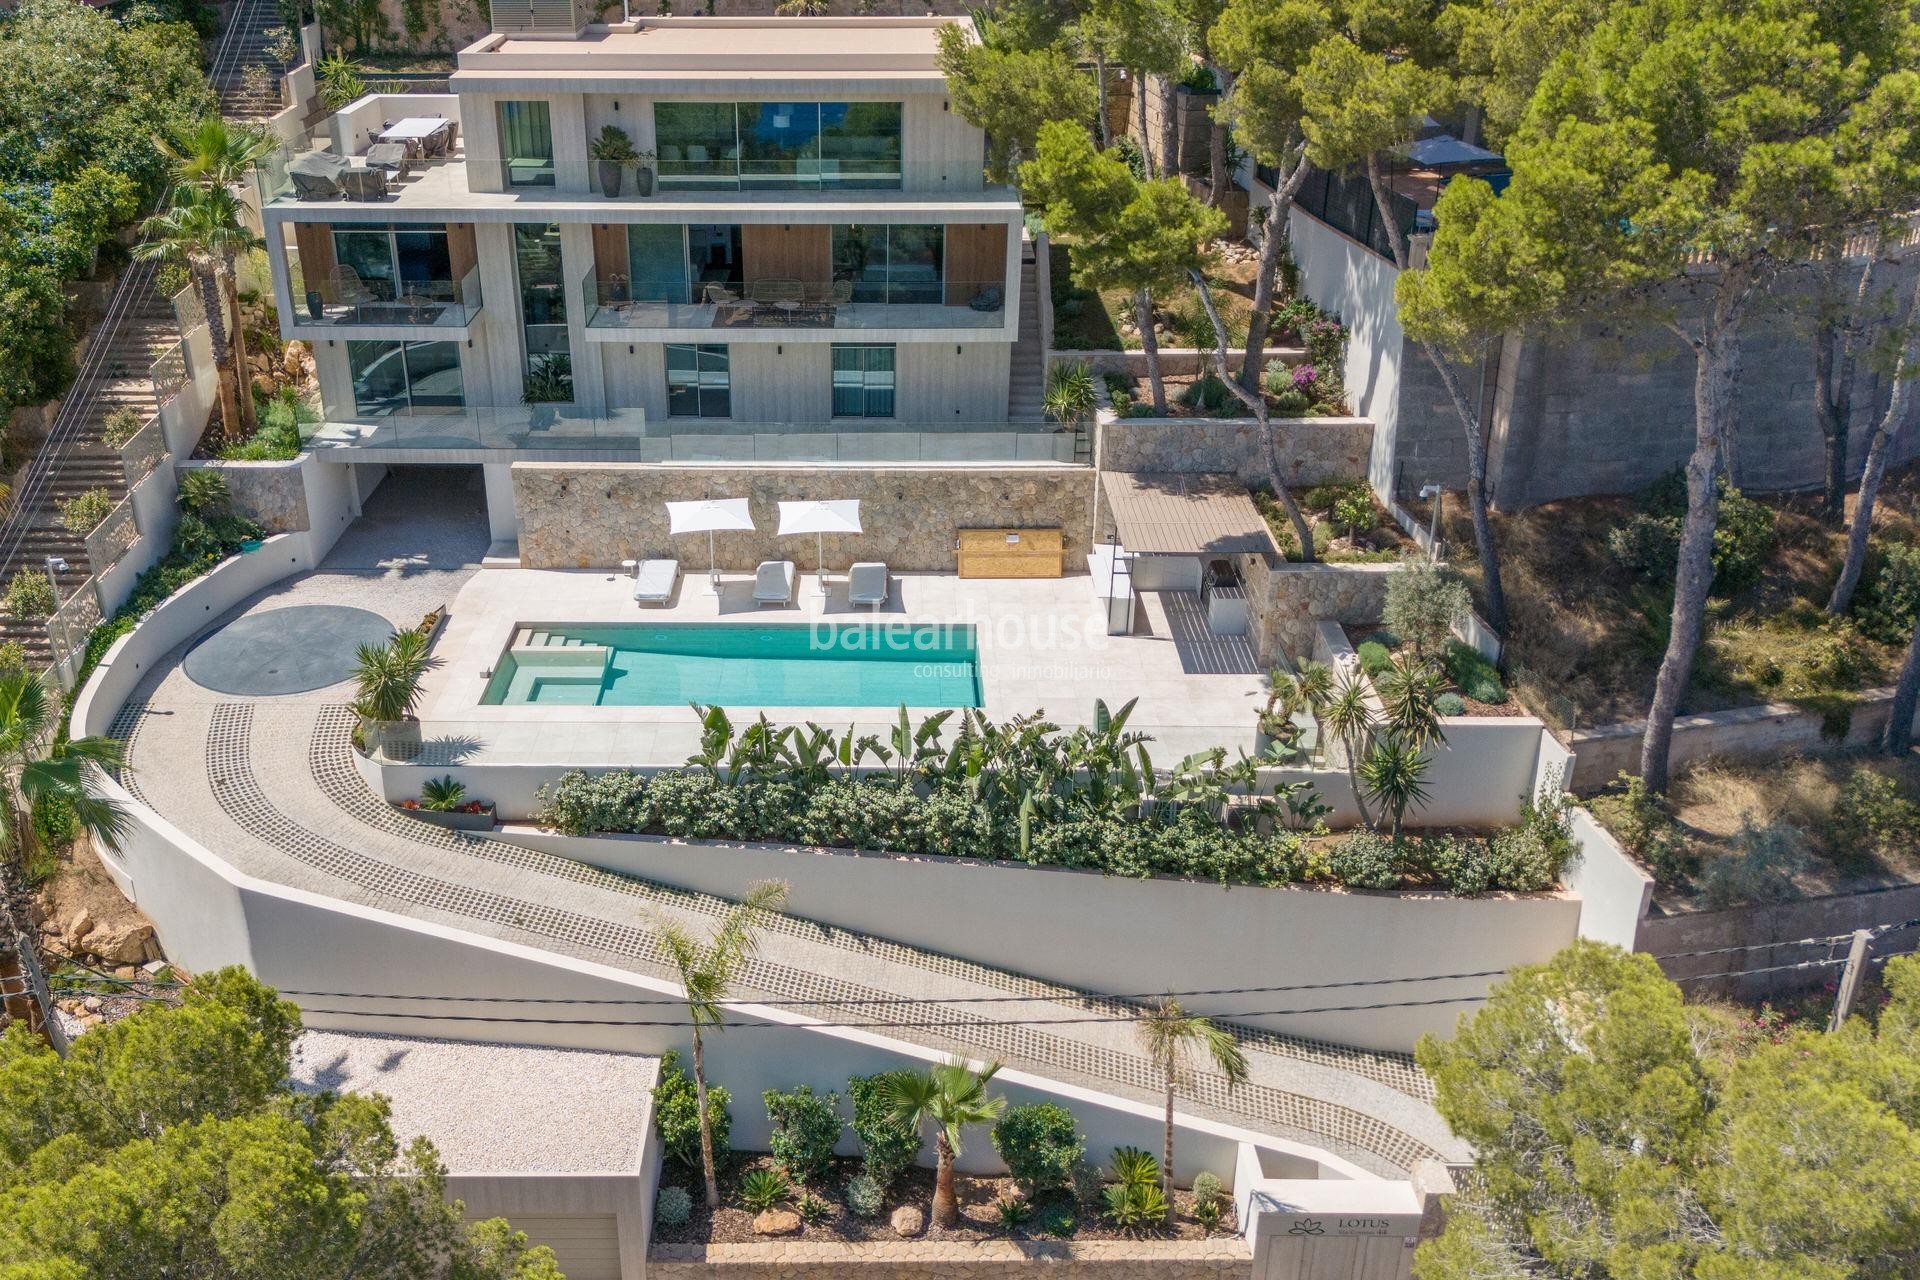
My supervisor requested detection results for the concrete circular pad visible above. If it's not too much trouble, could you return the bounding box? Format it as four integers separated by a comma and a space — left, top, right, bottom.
184, 605, 396, 696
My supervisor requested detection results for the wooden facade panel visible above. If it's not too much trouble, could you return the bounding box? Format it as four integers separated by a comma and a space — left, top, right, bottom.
447, 222, 479, 287
957, 527, 1064, 578
944, 222, 1008, 305
590, 223, 627, 286
742, 223, 830, 286
291, 222, 336, 298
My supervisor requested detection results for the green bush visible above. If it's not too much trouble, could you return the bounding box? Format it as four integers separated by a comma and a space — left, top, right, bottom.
1593, 773, 1694, 882
1700, 818, 1809, 909
1434, 692, 1466, 717
1383, 558, 1471, 661
1328, 830, 1401, 889
1272, 388, 1311, 416
1103, 1182, 1168, 1227
1191, 1171, 1224, 1211
1606, 512, 1679, 581
1178, 373, 1233, 415
1417, 833, 1497, 896
0, 641, 24, 674
1355, 640, 1392, 676
1443, 641, 1506, 705
176, 467, 230, 517
847, 1074, 919, 1189
1110, 1146, 1159, 1191
655, 1185, 693, 1228
1613, 472, 1775, 596
738, 1168, 791, 1212
537, 769, 650, 835
1826, 767, 1920, 868
1488, 787, 1577, 892
991, 1102, 1084, 1194
102, 406, 146, 450
4, 571, 55, 620
845, 1173, 885, 1218
1859, 542, 1920, 646
654, 1051, 730, 1171
763, 1085, 842, 1183
1332, 490, 1375, 535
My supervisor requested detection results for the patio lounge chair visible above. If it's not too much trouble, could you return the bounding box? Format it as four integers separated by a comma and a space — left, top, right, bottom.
753, 560, 796, 607
340, 165, 390, 201
633, 558, 679, 606
287, 150, 350, 200
847, 562, 889, 609
365, 142, 411, 179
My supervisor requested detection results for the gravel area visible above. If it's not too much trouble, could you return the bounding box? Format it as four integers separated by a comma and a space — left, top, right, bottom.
290, 1028, 656, 1173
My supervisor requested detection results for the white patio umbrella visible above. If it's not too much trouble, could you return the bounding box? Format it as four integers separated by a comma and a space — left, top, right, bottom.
777, 499, 863, 594
666, 497, 755, 592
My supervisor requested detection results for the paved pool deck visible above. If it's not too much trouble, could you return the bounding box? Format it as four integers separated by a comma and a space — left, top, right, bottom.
105, 469, 1468, 1178
412, 564, 1268, 767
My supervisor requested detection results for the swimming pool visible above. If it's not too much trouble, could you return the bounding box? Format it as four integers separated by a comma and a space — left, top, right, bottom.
481, 623, 982, 708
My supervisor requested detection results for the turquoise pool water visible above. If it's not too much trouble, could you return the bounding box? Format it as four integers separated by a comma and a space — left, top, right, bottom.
481, 623, 981, 708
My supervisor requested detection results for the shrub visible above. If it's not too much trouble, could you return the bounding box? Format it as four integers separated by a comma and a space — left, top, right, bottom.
1191, 1171, 1224, 1210
1355, 640, 1393, 676
1606, 512, 1679, 581
995, 1197, 1032, 1231
992, 1102, 1084, 1194
738, 1168, 791, 1212
845, 1173, 886, 1218
176, 467, 231, 518
763, 1085, 842, 1183
1420, 833, 1497, 896
1272, 388, 1311, 416
847, 1073, 919, 1189
1332, 490, 1375, 536
649, 769, 744, 838
1859, 542, 1920, 645
1615, 472, 1775, 596
796, 1192, 830, 1224
1443, 641, 1506, 705
654, 1051, 730, 1171
1103, 1182, 1169, 1228
655, 1185, 693, 1228
419, 776, 466, 812
538, 769, 650, 835
1488, 786, 1576, 892
102, 406, 146, 450
1110, 1146, 1159, 1191
1043, 361, 1098, 425
4, 570, 55, 620
1596, 772, 1693, 881
1178, 373, 1233, 415
1701, 817, 1810, 909
0, 641, 24, 674
1382, 558, 1471, 661
1070, 1159, 1105, 1208
1434, 692, 1466, 717
1327, 830, 1401, 889
1826, 767, 1920, 868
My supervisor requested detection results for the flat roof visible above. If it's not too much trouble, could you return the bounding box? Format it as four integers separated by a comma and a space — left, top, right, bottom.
1103, 471, 1278, 557
289, 1030, 656, 1174
461, 16, 962, 77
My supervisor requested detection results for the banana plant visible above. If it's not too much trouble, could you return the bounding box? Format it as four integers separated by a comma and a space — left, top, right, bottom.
686, 703, 735, 779
726, 714, 793, 785
886, 704, 953, 788
782, 722, 842, 788
1154, 748, 1232, 824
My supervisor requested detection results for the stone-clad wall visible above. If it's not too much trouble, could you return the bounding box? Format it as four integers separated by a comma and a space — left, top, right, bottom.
185, 460, 310, 533
1243, 557, 1394, 665
650, 1239, 1253, 1280
511, 464, 1098, 572
1100, 417, 1373, 487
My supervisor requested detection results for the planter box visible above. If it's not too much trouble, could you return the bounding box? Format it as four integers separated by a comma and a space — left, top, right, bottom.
403, 804, 496, 832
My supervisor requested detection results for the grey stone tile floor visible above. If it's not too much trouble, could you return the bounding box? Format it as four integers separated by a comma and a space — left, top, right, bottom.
110, 467, 1469, 1176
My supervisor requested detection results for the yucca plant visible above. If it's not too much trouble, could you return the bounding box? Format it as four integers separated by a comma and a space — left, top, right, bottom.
1042, 360, 1099, 427
1360, 738, 1432, 844
1102, 1180, 1170, 1229
738, 1167, 790, 1212
351, 629, 441, 730
419, 776, 466, 812
995, 1197, 1031, 1232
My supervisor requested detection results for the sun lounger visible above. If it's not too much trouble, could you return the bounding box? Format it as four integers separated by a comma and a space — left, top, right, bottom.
633, 558, 678, 606
848, 562, 889, 609
753, 560, 796, 607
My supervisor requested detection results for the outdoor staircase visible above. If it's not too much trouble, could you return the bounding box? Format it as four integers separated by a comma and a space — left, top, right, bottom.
212, 0, 288, 120
1007, 250, 1046, 423
511, 629, 595, 649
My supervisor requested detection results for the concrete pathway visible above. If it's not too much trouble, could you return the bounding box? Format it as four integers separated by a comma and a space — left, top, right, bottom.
111, 470, 1467, 1177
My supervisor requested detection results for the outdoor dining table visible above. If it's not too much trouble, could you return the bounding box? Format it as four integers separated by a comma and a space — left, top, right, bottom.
376, 117, 450, 157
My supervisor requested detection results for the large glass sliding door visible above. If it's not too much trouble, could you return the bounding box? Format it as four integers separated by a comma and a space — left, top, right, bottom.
514, 222, 571, 400
655, 102, 901, 190
831, 225, 944, 304
330, 224, 454, 304
498, 101, 555, 187
665, 344, 730, 417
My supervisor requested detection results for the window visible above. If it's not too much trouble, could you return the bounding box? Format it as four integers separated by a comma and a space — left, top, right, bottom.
666, 344, 730, 417
514, 222, 568, 359
498, 101, 555, 187
832, 344, 894, 417
329, 224, 453, 302
654, 102, 901, 190
348, 340, 464, 416
831, 225, 944, 304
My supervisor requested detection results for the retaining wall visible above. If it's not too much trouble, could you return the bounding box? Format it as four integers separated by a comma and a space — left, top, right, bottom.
184, 456, 312, 533
1565, 689, 1920, 793
1244, 558, 1393, 665
511, 463, 1096, 572
505, 821, 1581, 1053
649, 1239, 1253, 1280
1642, 884, 1920, 999
1053, 348, 1305, 379
1098, 417, 1372, 488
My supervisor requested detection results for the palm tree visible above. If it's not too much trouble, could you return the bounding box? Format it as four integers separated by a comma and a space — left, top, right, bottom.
654, 879, 791, 1209
1373, 653, 1448, 753
1319, 673, 1377, 826
351, 629, 441, 747
157, 118, 275, 436
1137, 998, 1246, 1224
878, 1059, 1007, 1227
0, 670, 130, 871
133, 185, 262, 443
1360, 738, 1432, 843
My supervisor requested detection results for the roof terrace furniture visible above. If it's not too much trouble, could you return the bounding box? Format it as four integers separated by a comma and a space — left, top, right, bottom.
848, 562, 889, 609
628, 558, 680, 606
340, 165, 390, 202
365, 143, 411, 179
753, 560, 797, 607
287, 150, 350, 200
378, 116, 452, 159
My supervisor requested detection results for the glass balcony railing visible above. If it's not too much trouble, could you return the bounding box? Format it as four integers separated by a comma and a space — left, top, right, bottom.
287, 267, 482, 328
583, 271, 1011, 333
298, 406, 1082, 463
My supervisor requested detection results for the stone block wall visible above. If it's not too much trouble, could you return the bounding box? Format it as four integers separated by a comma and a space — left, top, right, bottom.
650, 1238, 1253, 1280
1099, 417, 1373, 488
1243, 558, 1394, 665
511, 464, 1097, 572
187, 460, 310, 534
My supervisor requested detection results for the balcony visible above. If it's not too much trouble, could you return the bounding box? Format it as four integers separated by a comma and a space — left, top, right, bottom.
583, 272, 1010, 338
288, 268, 483, 332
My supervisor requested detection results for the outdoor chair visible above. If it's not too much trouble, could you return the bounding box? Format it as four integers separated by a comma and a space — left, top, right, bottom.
365, 143, 411, 179
848, 562, 889, 610
287, 150, 349, 200
753, 560, 797, 607
632, 558, 679, 606
340, 166, 390, 201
